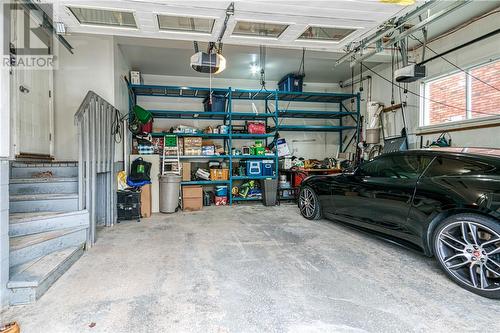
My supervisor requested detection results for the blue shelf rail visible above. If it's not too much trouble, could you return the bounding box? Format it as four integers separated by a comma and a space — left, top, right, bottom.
128, 84, 361, 204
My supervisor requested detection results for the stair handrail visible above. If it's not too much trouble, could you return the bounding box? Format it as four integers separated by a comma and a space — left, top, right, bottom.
74, 90, 118, 246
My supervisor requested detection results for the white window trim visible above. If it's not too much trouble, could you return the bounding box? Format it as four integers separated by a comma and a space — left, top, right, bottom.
419, 57, 500, 133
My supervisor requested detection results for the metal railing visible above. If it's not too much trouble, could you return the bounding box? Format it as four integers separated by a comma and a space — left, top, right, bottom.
74, 91, 117, 245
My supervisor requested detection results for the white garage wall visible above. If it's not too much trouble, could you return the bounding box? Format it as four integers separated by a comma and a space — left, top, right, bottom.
54, 34, 349, 162
348, 10, 500, 149
139, 74, 346, 159
54, 34, 130, 162
113, 40, 132, 162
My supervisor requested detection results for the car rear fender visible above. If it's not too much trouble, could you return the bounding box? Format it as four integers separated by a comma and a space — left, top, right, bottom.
424, 205, 500, 256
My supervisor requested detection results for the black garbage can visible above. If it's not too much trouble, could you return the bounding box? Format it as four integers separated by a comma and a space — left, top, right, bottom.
261, 178, 278, 206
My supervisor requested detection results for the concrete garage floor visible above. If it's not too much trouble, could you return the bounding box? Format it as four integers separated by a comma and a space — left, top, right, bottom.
1, 205, 499, 333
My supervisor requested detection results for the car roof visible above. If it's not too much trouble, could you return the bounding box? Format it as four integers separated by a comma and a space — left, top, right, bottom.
379, 148, 500, 164
379, 149, 500, 163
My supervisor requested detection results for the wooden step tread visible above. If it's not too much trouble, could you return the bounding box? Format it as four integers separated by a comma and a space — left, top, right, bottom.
9, 210, 87, 224
10, 177, 78, 184
10, 227, 86, 251
8, 245, 83, 288
10, 193, 79, 202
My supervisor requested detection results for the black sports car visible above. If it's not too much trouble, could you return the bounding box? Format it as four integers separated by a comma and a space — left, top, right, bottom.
298, 149, 500, 298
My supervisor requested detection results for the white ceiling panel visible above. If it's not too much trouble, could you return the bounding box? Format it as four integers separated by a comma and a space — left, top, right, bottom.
53, 0, 408, 52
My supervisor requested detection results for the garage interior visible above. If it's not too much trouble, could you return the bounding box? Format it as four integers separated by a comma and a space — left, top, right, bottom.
0, 0, 499, 332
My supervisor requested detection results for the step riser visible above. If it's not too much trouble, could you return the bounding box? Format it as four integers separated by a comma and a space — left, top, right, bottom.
10, 228, 87, 267
10, 181, 78, 196
10, 212, 89, 237
9, 246, 84, 306
10, 198, 79, 213
11, 167, 78, 179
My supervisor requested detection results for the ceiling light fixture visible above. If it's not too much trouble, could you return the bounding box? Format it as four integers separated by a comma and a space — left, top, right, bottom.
250, 64, 259, 75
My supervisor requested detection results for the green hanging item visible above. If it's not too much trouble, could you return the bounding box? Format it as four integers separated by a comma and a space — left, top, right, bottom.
133, 105, 153, 124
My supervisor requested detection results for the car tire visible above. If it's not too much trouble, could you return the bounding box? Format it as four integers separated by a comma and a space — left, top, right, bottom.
432, 213, 500, 299
298, 186, 322, 220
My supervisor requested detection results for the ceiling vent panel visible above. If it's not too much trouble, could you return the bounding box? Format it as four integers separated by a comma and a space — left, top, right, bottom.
68, 7, 137, 28
299, 26, 356, 42
232, 21, 288, 38
157, 15, 215, 34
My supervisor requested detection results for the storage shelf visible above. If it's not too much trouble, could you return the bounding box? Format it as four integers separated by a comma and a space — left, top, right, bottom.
278, 110, 357, 119
130, 85, 356, 103
150, 110, 275, 120
179, 155, 229, 159
130, 84, 229, 98
230, 155, 276, 159
152, 132, 229, 138
231, 112, 276, 120
181, 180, 229, 185
271, 125, 357, 132
151, 133, 275, 139
231, 133, 275, 139
150, 110, 227, 119
129, 84, 360, 206
231, 89, 353, 103
275, 90, 352, 103
232, 197, 262, 201
232, 175, 277, 180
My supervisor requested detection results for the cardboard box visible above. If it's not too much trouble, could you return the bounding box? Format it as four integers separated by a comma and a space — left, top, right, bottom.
184, 147, 202, 156
183, 198, 202, 211
183, 185, 202, 198
140, 184, 151, 218
183, 137, 202, 148
210, 168, 229, 180
182, 185, 203, 211
182, 162, 191, 181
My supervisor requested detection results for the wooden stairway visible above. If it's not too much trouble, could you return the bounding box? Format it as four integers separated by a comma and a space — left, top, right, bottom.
7, 161, 88, 305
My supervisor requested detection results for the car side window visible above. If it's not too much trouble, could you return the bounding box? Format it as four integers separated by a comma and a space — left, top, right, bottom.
358, 155, 432, 179
424, 157, 493, 177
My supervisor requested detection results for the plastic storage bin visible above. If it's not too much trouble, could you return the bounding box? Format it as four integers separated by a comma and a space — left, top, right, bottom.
246, 161, 262, 176
278, 73, 304, 92
203, 94, 227, 112
117, 190, 141, 221
215, 186, 228, 197
261, 160, 275, 177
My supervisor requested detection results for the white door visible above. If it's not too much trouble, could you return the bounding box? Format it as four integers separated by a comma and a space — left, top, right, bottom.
15, 68, 52, 156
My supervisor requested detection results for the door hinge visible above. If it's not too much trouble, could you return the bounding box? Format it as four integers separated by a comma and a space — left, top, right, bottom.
49, 90, 51, 98
49, 133, 52, 141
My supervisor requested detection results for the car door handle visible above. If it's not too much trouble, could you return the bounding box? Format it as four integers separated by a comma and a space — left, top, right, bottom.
19, 85, 30, 93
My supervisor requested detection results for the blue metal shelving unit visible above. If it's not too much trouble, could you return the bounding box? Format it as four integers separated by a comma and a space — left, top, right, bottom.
128, 84, 360, 205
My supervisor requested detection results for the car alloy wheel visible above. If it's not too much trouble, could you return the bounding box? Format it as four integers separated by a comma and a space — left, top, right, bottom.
299, 187, 321, 220
436, 221, 500, 291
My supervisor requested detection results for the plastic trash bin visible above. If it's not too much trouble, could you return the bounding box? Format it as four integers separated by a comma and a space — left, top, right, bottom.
261, 178, 278, 206
159, 174, 181, 213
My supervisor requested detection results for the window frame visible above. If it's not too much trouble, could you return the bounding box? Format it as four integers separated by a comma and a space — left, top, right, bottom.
67, 6, 139, 30
419, 57, 500, 133
155, 13, 217, 35
231, 20, 290, 39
